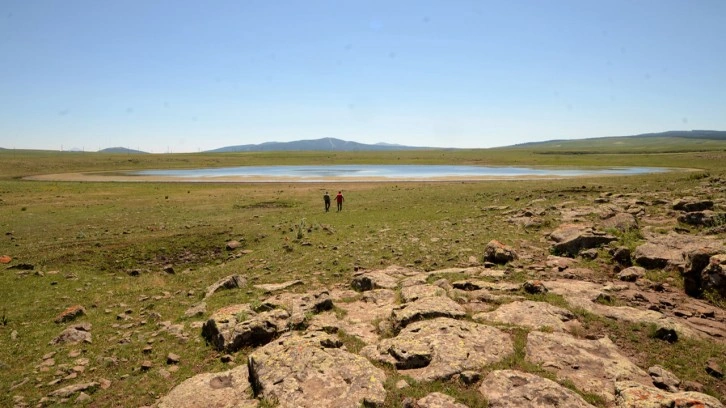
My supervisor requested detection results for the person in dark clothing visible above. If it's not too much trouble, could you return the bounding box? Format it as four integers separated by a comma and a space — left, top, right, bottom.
323, 191, 331, 212
335, 191, 344, 212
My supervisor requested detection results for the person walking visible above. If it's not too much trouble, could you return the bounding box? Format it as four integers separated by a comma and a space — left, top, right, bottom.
335, 191, 344, 212
323, 191, 331, 212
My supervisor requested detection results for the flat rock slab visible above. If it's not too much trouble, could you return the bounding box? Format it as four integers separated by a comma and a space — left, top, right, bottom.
248, 331, 387, 408
311, 289, 397, 344
549, 224, 616, 257
260, 290, 333, 325
49, 323, 92, 345
614, 381, 724, 408
253, 279, 304, 293
473, 300, 575, 332
157, 365, 258, 408
400, 284, 446, 303
413, 392, 470, 408
479, 370, 595, 408
205, 274, 247, 299
634, 232, 724, 270
392, 296, 466, 329
361, 317, 513, 382
526, 331, 651, 404
351, 270, 401, 291
544, 280, 701, 339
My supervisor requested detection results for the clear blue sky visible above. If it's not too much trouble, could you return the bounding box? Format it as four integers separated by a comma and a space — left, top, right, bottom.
1, 1, 725, 153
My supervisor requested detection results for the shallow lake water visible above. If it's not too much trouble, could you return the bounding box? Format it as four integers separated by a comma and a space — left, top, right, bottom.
132, 165, 669, 182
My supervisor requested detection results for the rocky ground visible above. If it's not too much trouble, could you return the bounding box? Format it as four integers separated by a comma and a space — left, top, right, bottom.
8, 181, 726, 407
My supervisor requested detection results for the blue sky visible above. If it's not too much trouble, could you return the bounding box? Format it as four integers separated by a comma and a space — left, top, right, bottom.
1, 1, 725, 153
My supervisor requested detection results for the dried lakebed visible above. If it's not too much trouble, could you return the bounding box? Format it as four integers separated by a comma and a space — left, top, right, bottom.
27, 164, 672, 183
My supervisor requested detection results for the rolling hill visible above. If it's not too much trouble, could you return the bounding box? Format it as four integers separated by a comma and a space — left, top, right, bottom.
206, 137, 429, 152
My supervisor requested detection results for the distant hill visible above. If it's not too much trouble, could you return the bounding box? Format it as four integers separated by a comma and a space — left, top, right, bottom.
98, 147, 149, 154
207, 137, 430, 153
507, 130, 726, 154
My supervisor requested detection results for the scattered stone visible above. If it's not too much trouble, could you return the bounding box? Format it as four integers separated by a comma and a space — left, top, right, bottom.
522, 280, 548, 294
681, 380, 704, 393
474, 300, 574, 332
10, 330, 18, 340
618, 266, 645, 282
167, 353, 180, 365
248, 331, 387, 408
614, 381, 723, 408
579, 248, 599, 260
205, 274, 247, 299
395, 379, 409, 389
391, 296, 466, 329
458, 371, 481, 385
479, 370, 595, 408
49, 322, 92, 345
525, 331, 651, 403
157, 365, 257, 408
141, 360, 153, 371
648, 365, 681, 392
184, 302, 207, 318
253, 280, 304, 293
47, 382, 99, 398
0, 255, 11, 264
362, 318, 513, 382
162, 264, 175, 274
226, 240, 242, 250
260, 290, 333, 326
75, 392, 92, 403
220, 354, 234, 363
705, 358, 724, 379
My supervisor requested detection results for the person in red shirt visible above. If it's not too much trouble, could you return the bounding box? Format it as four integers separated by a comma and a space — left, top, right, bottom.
335, 191, 344, 212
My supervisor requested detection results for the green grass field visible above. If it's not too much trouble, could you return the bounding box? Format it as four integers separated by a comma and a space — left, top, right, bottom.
0, 141, 724, 407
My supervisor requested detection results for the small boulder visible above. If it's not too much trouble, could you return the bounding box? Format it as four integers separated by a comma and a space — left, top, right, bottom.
225, 240, 242, 250
49, 323, 92, 345
483, 240, 518, 264
550, 224, 616, 257
522, 280, 548, 294
648, 365, 680, 392
611, 246, 633, 267
702, 254, 726, 298
480, 370, 595, 408
54, 305, 86, 324
615, 381, 723, 408
618, 266, 645, 282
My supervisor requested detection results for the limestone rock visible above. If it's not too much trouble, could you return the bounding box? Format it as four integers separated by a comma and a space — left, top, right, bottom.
400, 284, 446, 303
47, 381, 99, 398
351, 269, 400, 291
702, 254, 726, 298
184, 302, 206, 318
634, 232, 724, 271
550, 224, 616, 257
49, 323, 92, 345
484, 240, 518, 264
648, 365, 680, 392
248, 331, 387, 408
479, 370, 595, 408
618, 266, 646, 282
361, 318, 513, 381
614, 381, 724, 408
260, 290, 333, 326
157, 364, 258, 408
410, 392, 470, 408
202, 308, 290, 352
525, 331, 651, 403
205, 274, 247, 299
391, 296, 466, 329
601, 212, 638, 231
672, 197, 713, 212
253, 280, 303, 293
473, 300, 574, 332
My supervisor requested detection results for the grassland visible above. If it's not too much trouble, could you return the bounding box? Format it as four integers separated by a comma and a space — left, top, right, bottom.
0, 142, 725, 407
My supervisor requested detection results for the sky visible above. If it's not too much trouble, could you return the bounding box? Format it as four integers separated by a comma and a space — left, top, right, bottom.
1, 1, 725, 153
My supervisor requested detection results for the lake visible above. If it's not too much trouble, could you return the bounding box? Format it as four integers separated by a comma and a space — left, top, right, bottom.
131, 165, 669, 182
